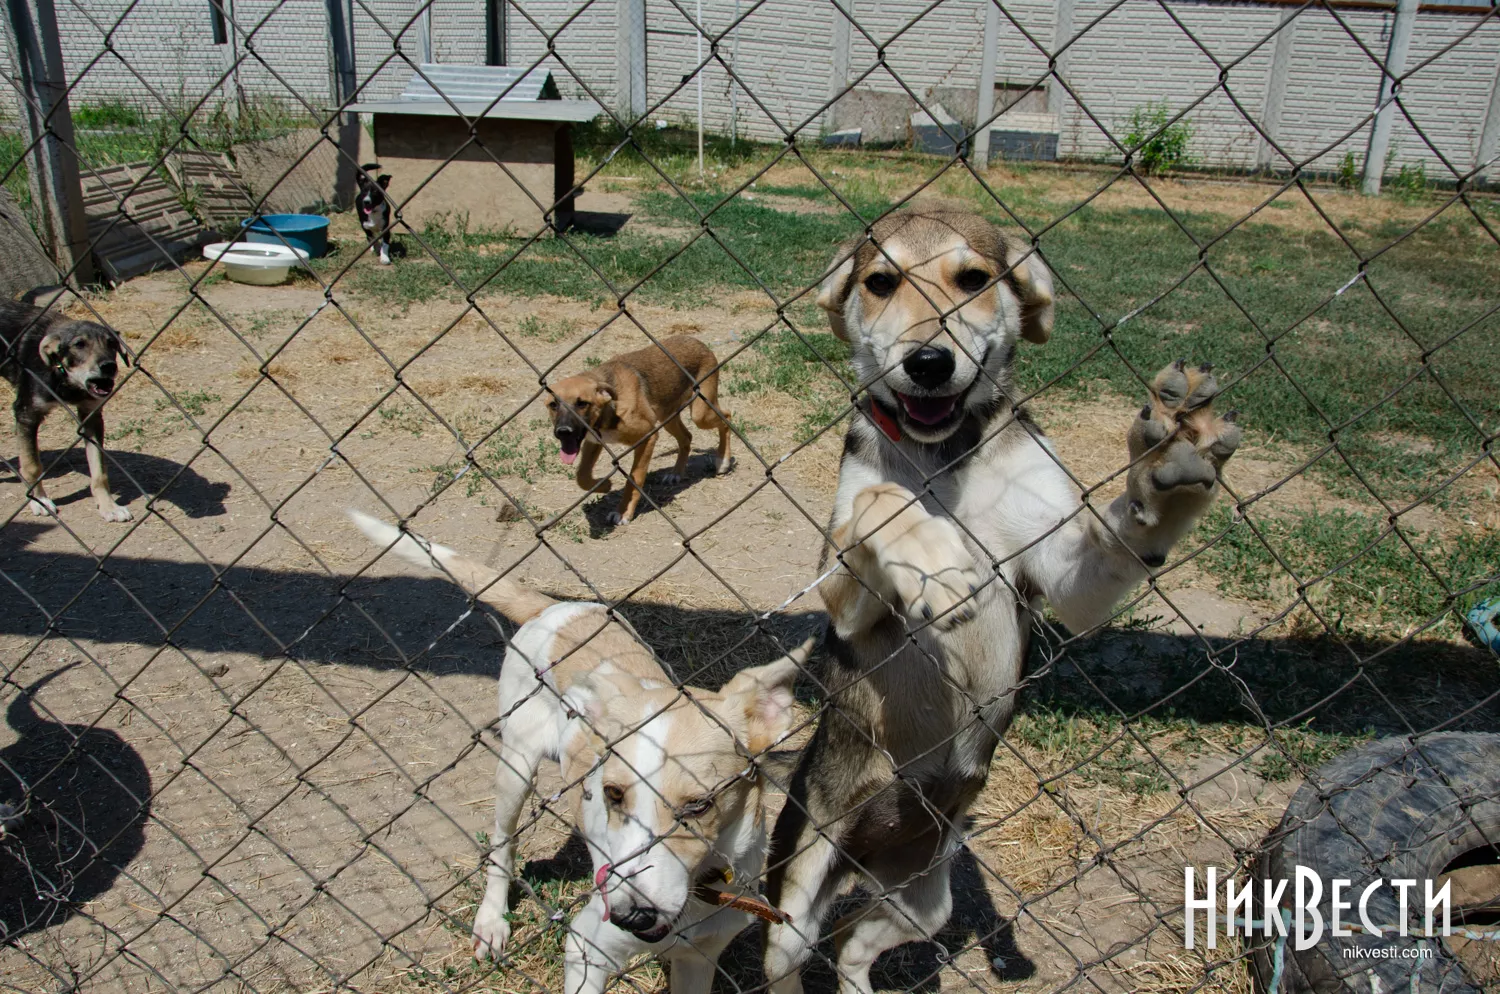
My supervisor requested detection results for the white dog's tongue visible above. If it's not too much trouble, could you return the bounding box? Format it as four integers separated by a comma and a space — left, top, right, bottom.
595, 863, 612, 922
560, 450, 578, 466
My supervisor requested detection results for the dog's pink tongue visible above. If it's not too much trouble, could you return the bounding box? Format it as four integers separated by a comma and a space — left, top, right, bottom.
899, 393, 958, 425
560, 450, 578, 466
595, 863, 612, 922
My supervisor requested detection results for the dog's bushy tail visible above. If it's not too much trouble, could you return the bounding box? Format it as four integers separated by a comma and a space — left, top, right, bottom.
348, 510, 554, 625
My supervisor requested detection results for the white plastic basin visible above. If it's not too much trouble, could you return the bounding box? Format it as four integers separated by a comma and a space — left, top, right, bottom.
203, 242, 310, 286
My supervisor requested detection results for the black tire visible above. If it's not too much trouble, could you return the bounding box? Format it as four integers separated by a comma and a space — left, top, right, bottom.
1249, 732, 1500, 994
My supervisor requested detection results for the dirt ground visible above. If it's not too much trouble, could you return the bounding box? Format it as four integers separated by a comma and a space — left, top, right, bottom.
0, 197, 1484, 993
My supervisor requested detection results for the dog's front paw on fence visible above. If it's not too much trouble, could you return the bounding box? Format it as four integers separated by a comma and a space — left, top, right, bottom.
1125, 359, 1241, 531
878, 516, 982, 630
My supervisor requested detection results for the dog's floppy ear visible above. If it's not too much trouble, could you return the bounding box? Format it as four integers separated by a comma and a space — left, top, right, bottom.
37, 332, 64, 364
815, 236, 863, 341
594, 383, 615, 406
1005, 239, 1055, 345
377, 174, 391, 190
107, 326, 134, 367
721, 636, 812, 755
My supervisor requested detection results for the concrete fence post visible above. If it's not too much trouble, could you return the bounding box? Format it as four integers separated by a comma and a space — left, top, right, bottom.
1046, 0, 1075, 122
1362, 0, 1418, 195
1476, 57, 1500, 187
617, 0, 646, 123
971, 0, 1000, 170
3, 0, 93, 283
824, 1, 852, 135
326, 0, 358, 211
1257, 8, 1298, 173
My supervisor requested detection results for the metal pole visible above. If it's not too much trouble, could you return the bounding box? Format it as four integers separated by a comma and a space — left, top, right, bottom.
823, 1, 851, 135
1256, 8, 1297, 173
972, 0, 999, 170
415, 1, 432, 63
326, 0, 358, 211
1362, 0, 1418, 196
1476, 58, 1500, 187
696, 0, 703, 177
3, 0, 93, 282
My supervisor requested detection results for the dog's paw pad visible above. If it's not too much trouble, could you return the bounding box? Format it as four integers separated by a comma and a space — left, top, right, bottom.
1152, 359, 1190, 407
1150, 439, 1216, 491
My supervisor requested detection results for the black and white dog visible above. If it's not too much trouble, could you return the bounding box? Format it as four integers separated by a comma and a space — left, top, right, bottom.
356, 163, 393, 265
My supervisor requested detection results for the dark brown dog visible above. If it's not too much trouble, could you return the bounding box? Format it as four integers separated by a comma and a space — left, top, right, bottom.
2, 296, 132, 521
545, 335, 733, 525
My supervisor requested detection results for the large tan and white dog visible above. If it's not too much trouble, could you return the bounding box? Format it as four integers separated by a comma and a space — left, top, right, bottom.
761, 205, 1241, 992
349, 511, 805, 994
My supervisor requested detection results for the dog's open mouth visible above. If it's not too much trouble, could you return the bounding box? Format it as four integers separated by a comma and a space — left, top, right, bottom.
87, 381, 113, 398
896, 391, 961, 427
558, 437, 581, 465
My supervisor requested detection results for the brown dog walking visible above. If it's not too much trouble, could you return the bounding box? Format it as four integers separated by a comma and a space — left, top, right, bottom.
545, 335, 733, 525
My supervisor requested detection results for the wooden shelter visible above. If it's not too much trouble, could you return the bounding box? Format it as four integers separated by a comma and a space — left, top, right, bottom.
347, 66, 600, 233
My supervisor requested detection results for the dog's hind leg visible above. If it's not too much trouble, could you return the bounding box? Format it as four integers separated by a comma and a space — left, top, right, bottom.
80, 404, 131, 522
14, 408, 55, 516
472, 725, 547, 960
661, 413, 692, 482
830, 840, 955, 994
690, 368, 734, 476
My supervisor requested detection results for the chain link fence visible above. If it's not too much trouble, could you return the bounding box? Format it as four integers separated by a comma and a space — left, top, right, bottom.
3, 1, 1500, 992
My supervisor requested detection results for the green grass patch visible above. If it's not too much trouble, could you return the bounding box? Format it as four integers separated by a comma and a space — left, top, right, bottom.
1198, 503, 1500, 640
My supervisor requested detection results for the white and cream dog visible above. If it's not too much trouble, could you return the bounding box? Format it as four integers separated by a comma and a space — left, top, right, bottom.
761, 205, 1242, 992
350, 511, 805, 994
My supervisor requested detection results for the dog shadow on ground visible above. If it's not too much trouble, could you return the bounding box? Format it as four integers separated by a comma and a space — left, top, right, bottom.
3, 522, 1498, 971
3, 448, 231, 518
0, 664, 152, 944
581, 451, 735, 537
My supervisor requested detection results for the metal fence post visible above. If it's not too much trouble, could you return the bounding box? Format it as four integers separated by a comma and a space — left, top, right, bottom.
617, 0, 646, 123
971, 0, 999, 170
326, 0, 358, 210
3, 0, 93, 283
1256, 8, 1297, 173
1362, 0, 1418, 195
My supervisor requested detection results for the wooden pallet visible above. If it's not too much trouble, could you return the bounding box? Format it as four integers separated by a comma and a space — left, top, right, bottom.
165, 150, 258, 229
81, 162, 210, 283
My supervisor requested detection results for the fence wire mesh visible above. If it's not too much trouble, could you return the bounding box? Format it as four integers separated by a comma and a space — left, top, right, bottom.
2, 1, 1500, 993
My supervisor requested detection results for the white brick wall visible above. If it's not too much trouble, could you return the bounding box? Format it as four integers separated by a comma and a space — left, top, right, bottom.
3, 0, 1496, 180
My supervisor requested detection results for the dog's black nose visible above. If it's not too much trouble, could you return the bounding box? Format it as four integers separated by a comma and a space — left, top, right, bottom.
98, 360, 117, 378
902, 346, 956, 390
611, 904, 660, 936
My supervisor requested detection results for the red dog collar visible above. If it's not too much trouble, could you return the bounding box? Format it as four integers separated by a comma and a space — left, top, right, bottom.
868, 399, 901, 442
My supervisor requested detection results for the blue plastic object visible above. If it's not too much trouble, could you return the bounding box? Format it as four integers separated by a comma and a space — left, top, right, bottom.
1467, 597, 1500, 652
241, 214, 330, 259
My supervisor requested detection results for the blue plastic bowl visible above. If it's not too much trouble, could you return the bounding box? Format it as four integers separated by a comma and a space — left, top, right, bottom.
241, 214, 330, 259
